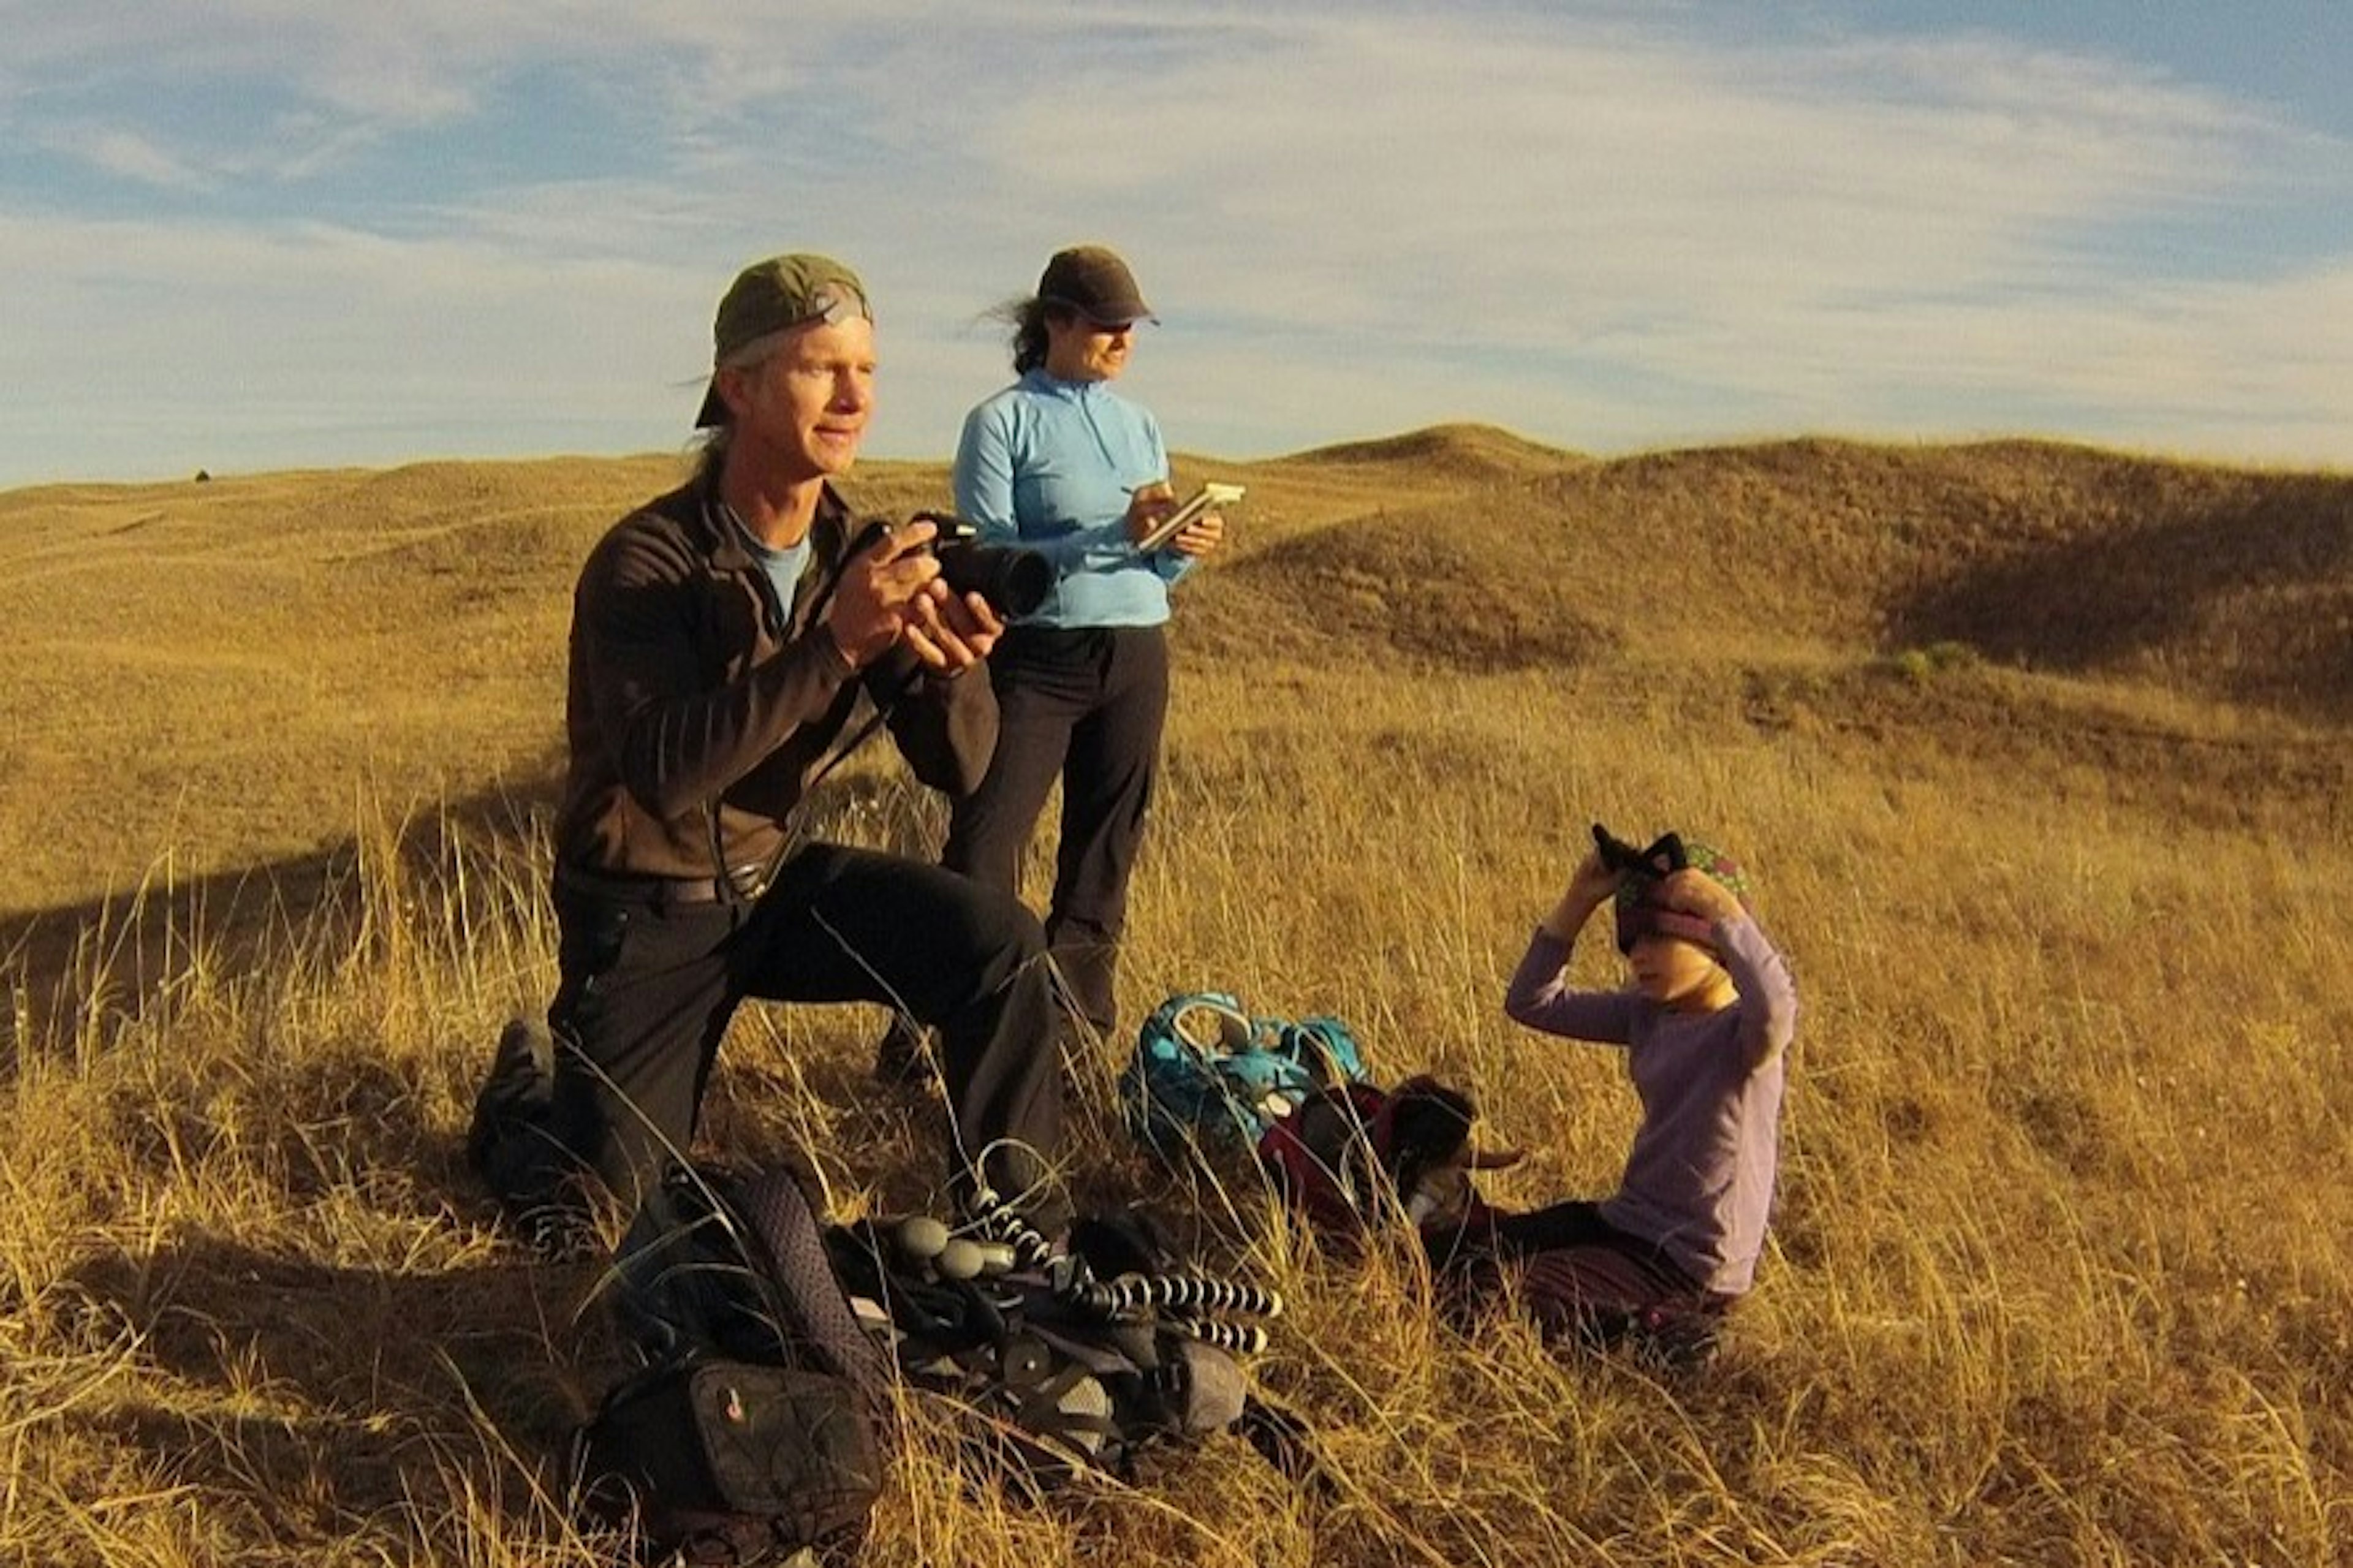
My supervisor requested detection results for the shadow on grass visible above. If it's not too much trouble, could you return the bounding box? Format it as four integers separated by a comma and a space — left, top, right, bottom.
59, 1227, 612, 1548
0, 757, 955, 1078
0, 759, 564, 1067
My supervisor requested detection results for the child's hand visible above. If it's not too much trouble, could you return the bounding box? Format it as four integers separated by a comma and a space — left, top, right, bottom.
1658, 866, 1740, 922
1540, 849, 1617, 941
1566, 849, 1616, 904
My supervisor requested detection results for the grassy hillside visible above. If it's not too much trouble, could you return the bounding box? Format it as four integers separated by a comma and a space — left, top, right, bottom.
2, 431, 2349, 1567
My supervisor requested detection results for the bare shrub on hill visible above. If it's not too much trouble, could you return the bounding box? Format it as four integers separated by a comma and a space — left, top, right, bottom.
834, 456, 971, 523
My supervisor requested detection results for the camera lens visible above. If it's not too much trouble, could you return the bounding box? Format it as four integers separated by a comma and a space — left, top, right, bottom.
936, 538, 1051, 617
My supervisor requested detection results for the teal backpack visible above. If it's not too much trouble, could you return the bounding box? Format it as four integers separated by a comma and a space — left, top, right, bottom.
1121, 992, 1370, 1156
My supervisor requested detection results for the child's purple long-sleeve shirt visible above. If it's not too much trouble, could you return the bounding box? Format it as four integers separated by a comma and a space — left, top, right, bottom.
1503, 915, 1797, 1295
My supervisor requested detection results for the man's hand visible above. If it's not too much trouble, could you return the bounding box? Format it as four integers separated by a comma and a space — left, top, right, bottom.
904, 581, 1004, 675
823, 520, 1003, 673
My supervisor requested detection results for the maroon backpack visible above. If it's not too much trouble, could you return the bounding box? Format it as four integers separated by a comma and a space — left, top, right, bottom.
1256, 1076, 1504, 1248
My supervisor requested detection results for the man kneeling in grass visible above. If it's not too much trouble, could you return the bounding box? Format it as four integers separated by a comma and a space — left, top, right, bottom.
467, 253, 1067, 1262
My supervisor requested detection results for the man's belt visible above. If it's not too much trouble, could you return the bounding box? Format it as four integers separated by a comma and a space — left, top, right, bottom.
556, 860, 771, 908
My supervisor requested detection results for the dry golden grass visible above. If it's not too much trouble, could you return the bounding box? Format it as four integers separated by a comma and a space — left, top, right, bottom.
3, 429, 2349, 1566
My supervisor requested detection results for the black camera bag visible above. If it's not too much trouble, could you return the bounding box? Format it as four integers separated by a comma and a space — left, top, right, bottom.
578, 1161, 889, 1563
575, 1356, 879, 1565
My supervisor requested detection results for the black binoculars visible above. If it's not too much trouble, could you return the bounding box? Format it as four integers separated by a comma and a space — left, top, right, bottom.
1593, 824, 1686, 877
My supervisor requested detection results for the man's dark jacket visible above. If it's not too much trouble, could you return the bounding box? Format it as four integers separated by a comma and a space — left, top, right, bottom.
551, 476, 997, 884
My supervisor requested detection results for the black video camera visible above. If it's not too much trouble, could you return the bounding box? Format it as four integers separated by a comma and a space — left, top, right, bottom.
854, 511, 1050, 619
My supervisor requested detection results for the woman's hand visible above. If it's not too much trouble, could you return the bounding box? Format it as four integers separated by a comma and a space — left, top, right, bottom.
1167, 510, 1224, 558
1122, 481, 1177, 547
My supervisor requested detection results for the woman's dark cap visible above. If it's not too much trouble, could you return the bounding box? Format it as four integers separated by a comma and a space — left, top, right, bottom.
1037, 244, 1156, 326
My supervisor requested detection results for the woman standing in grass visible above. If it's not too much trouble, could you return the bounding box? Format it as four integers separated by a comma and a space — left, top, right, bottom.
882, 245, 1224, 1069
1485, 827, 1797, 1362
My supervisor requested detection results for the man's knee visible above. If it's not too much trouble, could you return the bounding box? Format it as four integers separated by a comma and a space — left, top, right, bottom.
959, 884, 1047, 995
543, 1026, 699, 1208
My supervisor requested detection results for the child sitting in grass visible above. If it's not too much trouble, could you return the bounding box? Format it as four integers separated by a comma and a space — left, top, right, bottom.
1476, 826, 1797, 1363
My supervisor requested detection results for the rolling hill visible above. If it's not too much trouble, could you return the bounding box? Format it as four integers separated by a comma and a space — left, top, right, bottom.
4, 429, 2346, 926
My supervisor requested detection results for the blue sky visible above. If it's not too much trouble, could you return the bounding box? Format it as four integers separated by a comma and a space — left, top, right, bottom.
3, 1, 2349, 487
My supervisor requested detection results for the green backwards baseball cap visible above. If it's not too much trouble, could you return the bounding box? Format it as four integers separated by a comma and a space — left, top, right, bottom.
694, 253, 872, 428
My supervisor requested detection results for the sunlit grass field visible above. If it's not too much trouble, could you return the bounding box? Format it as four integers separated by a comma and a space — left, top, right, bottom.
4, 432, 2348, 1566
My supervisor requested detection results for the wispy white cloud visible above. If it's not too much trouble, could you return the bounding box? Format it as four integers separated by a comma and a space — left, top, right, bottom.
61, 128, 219, 192
988, 18, 2300, 316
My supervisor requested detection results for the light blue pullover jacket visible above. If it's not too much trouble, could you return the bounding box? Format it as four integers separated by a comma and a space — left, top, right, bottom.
952, 368, 1195, 629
